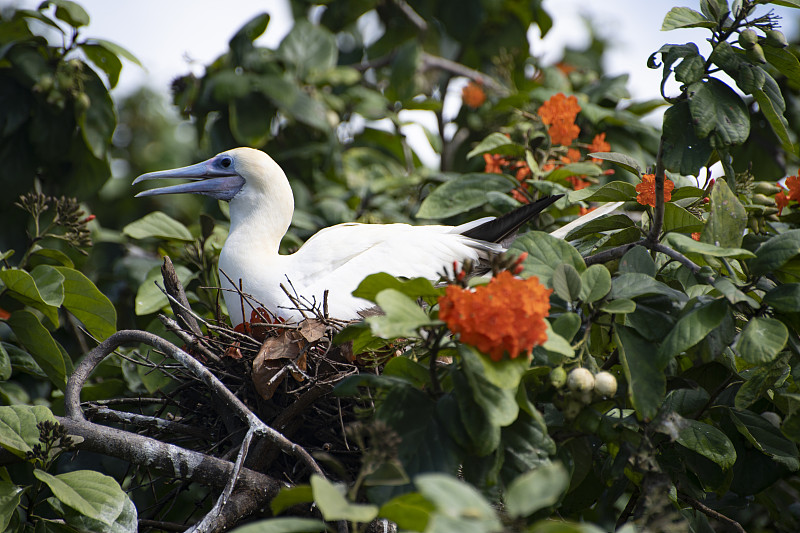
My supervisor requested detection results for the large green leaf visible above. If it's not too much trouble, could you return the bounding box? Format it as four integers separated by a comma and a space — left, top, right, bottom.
0, 481, 23, 532
674, 417, 737, 469
7, 310, 67, 391
0, 405, 56, 457
661, 7, 714, 30
663, 232, 755, 259
310, 475, 378, 523
466, 132, 524, 159
0, 266, 63, 325
352, 273, 441, 303
50, 493, 137, 533
123, 211, 193, 242
414, 474, 501, 531
663, 203, 704, 234
460, 347, 519, 426
658, 299, 728, 360
587, 151, 642, 177
763, 283, 800, 312
0, 344, 11, 381
687, 78, 749, 145
729, 409, 799, 471
54, 267, 116, 340
510, 232, 586, 287
82, 43, 122, 88
49, 0, 90, 27
78, 69, 116, 159
703, 179, 747, 248
617, 326, 666, 420
367, 289, 433, 339
748, 230, 800, 275
662, 100, 713, 176
579, 264, 612, 303
505, 462, 569, 518
256, 74, 331, 132
135, 264, 194, 316
34, 469, 127, 526
546, 162, 603, 182
417, 173, 514, 219
552, 263, 582, 302
610, 273, 687, 301
278, 21, 337, 79
753, 70, 793, 153
736, 317, 788, 365
379, 493, 434, 533
565, 214, 635, 240
567, 181, 636, 203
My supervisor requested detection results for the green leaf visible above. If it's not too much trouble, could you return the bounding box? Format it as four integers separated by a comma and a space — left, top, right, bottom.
33, 469, 126, 526
123, 211, 193, 242
417, 173, 513, 219
82, 43, 122, 88
661, 7, 715, 30
461, 345, 529, 391
763, 44, 800, 89
310, 475, 378, 523
51, 492, 137, 533
617, 326, 666, 420
565, 214, 635, 240
256, 74, 331, 132
510, 232, 586, 287
88, 38, 142, 66
674, 417, 737, 469
467, 132, 524, 159
579, 264, 611, 303
713, 278, 758, 308
704, 179, 747, 248
505, 462, 569, 518
600, 298, 636, 314
736, 317, 788, 365
0, 405, 56, 457
54, 267, 116, 340
541, 322, 574, 358
753, 73, 793, 154
687, 79, 750, 145
729, 409, 799, 471
546, 162, 603, 182
135, 264, 194, 316
78, 69, 116, 159
48, 0, 90, 27
619, 246, 656, 277
763, 283, 800, 311
748, 229, 800, 275
663, 233, 755, 259
278, 21, 337, 78
0, 267, 62, 325
662, 100, 713, 176
460, 346, 519, 426
230, 518, 327, 533
414, 473, 501, 530
379, 492, 434, 532
610, 273, 687, 301
567, 181, 636, 203
0, 344, 11, 381
0, 481, 23, 532
658, 299, 727, 360
352, 273, 441, 303
552, 263, 582, 302
552, 313, 580, 343
663, 203, 704, 234
229, 12, 269, 63
586, 151, 642, 177
367, 290, 432, 339
7, 310, 67, 391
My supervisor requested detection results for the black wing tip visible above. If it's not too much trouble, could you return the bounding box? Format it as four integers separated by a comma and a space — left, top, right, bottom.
461, 194, 564, 243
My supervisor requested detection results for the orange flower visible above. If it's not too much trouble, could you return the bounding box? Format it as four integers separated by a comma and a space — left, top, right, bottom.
555, 62, 577, 75
562, 148, 582, 164
511, 188, 530, 204
635, 174, 674, 207
438, 271, 551, 361
579, 206, 597, 216
537, 93, 581, 146
462, 81, 486, 109
776, 191, 789, 215
566, 175, 590, 190
786, 174, 800, 203
691, 232, 701, 241
513, 161, 532, 181
588, 133, 610, 163
484, 153, 507, 174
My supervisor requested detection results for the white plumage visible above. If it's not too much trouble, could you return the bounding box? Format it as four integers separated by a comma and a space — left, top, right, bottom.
134, 148, 618, 324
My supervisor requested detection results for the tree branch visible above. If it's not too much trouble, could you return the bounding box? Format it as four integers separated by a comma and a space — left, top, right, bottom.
647, 137, 666, 244
682, 496, 746, 533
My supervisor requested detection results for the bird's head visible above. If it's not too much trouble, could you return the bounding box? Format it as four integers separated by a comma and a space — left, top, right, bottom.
133, 147, 289, 204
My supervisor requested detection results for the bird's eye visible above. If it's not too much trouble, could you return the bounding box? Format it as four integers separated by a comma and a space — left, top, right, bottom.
220, 157, 232, 168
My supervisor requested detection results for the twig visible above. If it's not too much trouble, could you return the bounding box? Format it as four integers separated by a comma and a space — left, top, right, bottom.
65, 330, 325, 477
682, 496, 746, 533
84, 406, 211, 440
161, 256, 203, 336
421, 52, 509, 95
647, 137, 666, 244
159, 315, 221, 363
585, 242, 640, 266
393, 0, 427, 31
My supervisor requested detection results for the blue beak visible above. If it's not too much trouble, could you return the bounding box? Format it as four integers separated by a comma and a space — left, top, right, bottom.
133, 160, 245, 201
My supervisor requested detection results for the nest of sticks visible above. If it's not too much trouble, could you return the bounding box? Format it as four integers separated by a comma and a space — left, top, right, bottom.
73, 257, 382, 527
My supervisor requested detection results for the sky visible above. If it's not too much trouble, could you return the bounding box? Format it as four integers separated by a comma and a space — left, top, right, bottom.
9, 0, 800, 165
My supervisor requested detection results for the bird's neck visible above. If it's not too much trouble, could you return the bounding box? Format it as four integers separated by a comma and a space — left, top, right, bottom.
227, 185, 294, 256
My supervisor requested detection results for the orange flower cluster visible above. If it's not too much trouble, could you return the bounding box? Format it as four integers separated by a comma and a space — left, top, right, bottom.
438, 271, 551, 361
775, 173, 800, 215
537, 93, 581, 146
462, 81, 486, 108
483, 153, 533, 204
635, 174, 675, 207
588, 133, 611, 162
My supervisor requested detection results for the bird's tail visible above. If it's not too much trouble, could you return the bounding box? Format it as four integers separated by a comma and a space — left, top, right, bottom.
459, 195, 564, 244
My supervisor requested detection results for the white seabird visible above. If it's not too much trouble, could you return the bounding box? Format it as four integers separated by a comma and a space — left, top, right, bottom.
134, 148, 610, 324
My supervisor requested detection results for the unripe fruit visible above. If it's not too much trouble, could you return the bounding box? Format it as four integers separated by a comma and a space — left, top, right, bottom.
563, 399, 583, 420
747, 43, 767, 64
753, 193, 775, 206
594, 371, 618, 397
765, 29, 788, 48
75, 92, 90, 114
761, 411, 781, 428
550, 367, 567, 389
739, 29, 759, 49
753, 181, 782, 195
567, 367, 594, 393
